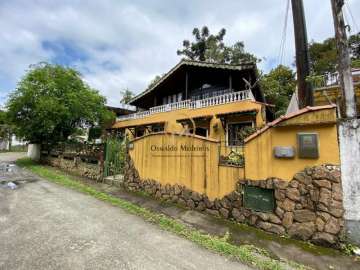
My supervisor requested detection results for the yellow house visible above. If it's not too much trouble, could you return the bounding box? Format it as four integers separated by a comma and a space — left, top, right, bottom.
313, 68, 360, 112
112, 60, 272, 155
110, 60, 342, 203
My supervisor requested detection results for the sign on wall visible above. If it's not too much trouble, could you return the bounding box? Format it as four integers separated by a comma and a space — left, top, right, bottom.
273, 146, 295, 158
297, 133, 319, 159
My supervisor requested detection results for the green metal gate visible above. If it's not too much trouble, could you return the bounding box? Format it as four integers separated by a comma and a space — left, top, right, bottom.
103, 138, 125, 178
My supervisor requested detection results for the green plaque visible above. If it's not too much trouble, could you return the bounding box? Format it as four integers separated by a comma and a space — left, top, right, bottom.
243, 186, 275, 212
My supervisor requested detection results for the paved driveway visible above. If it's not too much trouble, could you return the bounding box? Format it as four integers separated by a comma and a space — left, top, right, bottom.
0, 153, 251, 270
0, 152, 26, 162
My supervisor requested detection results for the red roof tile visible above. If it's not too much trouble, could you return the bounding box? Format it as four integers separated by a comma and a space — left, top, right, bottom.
244, 105, 337, 143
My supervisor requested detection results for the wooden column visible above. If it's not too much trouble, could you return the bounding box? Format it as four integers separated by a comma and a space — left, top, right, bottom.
185, 71, 189, 99
291, 0, 313, 108
229, 73, 233, 91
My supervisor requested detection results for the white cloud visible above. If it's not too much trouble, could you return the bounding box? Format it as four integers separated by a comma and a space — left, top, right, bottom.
0, 0, 359, 106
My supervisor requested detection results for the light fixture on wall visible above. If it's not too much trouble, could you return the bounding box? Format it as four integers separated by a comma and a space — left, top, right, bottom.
127, 142, 134, 150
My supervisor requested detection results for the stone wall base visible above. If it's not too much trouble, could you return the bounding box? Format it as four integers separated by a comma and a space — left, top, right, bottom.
123, 154, 345, 247
41, 155, 102, 180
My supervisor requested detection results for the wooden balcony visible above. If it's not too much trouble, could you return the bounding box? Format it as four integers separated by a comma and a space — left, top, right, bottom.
116, 90, 254, 122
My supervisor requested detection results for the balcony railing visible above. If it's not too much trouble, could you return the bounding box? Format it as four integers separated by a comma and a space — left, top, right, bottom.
311, 69, 360, 89
116, 89, 254, 121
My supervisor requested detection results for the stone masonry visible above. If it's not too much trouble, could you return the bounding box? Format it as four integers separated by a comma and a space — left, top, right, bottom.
123, 153, 345, 247
41, 155, 102, 180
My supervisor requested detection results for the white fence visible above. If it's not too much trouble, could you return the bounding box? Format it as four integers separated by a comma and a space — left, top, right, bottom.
117, 90, 254, 121
312, 69, 360, 89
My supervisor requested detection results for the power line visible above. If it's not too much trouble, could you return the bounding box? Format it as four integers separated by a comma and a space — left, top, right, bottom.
343, 4, 351, 33
278, 0, 290, 66
345, 0, 359, 33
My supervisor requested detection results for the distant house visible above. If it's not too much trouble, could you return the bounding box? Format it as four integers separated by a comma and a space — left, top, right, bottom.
287, 68, 360, 114
112, 59, 273, 146
0, 109, 10, 151
67, 105, 136, 143
313, 68, 360, 113
0, 137, 9, 151
0, 131, 26, 151
106, 104, 136, 118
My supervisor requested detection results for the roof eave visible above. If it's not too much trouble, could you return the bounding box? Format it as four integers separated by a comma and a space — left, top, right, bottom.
129, 59, 257, 105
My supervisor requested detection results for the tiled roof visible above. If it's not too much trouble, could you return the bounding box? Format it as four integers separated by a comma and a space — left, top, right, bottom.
244, 105, 337, 143
130, 59, 256, 104
216, 109, 257, 117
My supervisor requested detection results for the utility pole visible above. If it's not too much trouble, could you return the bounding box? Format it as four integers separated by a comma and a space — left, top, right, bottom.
331, 0, 360, 245
291, 0, 313, 108
331, 0, 357, 118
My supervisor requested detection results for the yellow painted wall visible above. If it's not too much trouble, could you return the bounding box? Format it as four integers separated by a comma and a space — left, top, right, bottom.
314, 84, 360, 112
129, 133, 243, 200
244, 108, 340, 181
219, 165, 244, 196
279, 108, 337, 126
121, 96, 342, 199
113, 100, 265, 142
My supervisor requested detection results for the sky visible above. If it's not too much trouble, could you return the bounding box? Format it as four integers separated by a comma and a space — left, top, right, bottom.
0, 0, 359, 107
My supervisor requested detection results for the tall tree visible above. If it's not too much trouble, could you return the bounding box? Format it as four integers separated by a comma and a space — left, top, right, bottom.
309, 37, 338, 75
226, 41, 258, 64
6, 63, 114, 144
349, 33, 360, 60
120, 88, 135, 104
309, 32, 360, 75
0, 110, 7, 128
0, 110, 10, 141
260, 65, 296, 117
148, 74, 164, 89
177, 26, 257, 64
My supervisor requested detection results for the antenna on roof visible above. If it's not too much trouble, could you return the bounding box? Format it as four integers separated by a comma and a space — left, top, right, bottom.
242, 74, 262, 91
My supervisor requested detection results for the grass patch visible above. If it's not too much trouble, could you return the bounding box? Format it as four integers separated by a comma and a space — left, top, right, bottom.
16, 158, 311, 270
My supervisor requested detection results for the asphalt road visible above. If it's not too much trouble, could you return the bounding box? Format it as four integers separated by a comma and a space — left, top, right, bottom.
0, 153, 251, 270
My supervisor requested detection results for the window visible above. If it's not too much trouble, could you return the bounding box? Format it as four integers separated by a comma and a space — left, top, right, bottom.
152, 125, 164, 133
189, 127, 208, 137
162, 93, 182, 105
190, 86, 231, 101
227, 122, 253, 146
135, 128, 145, 138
